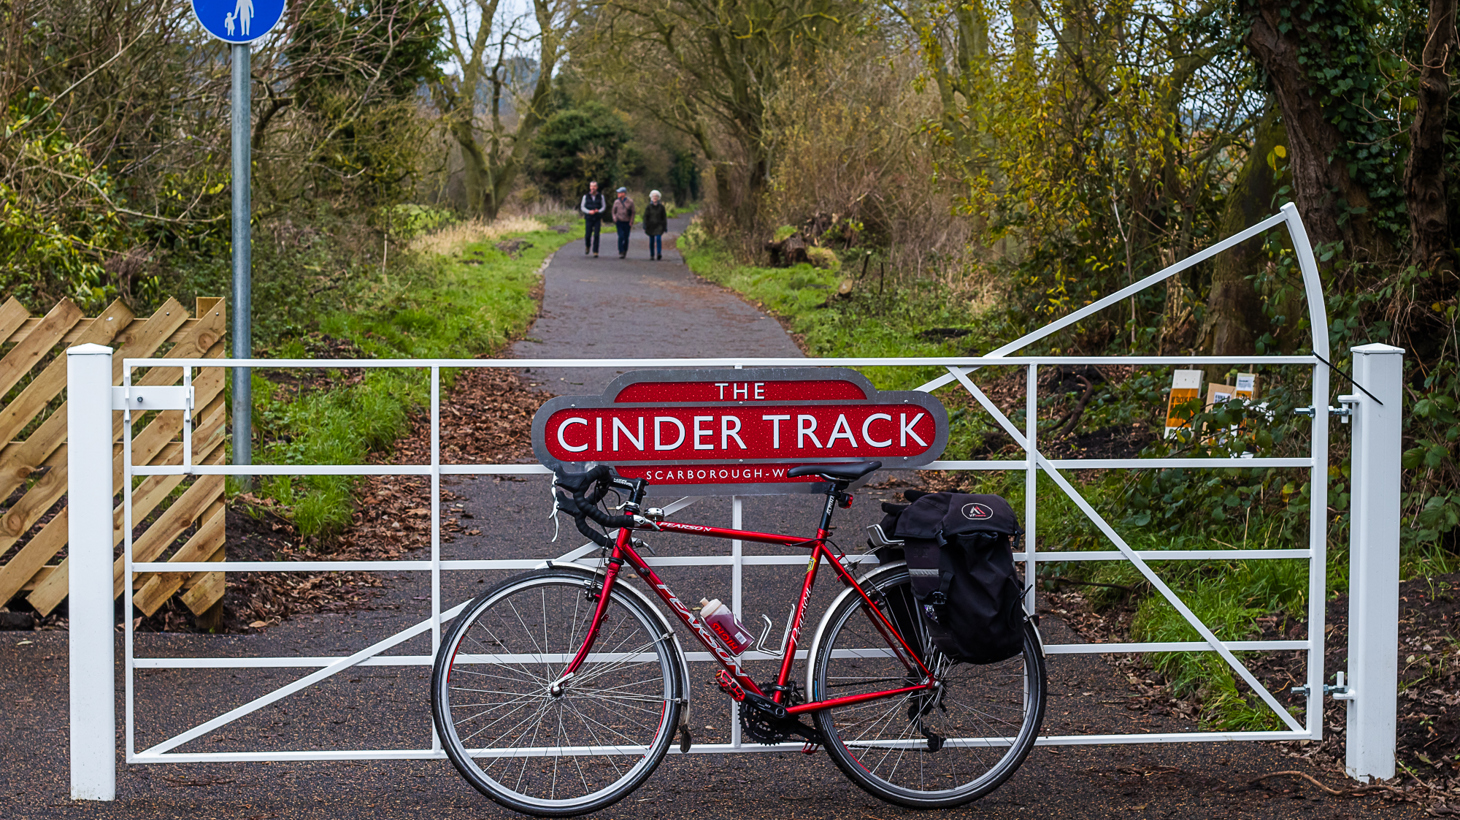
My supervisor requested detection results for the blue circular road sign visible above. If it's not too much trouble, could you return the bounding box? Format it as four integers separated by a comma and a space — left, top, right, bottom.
192, 0, 284, 43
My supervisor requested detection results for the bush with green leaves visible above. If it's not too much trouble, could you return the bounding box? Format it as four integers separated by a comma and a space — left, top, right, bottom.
531, 102, 635, 202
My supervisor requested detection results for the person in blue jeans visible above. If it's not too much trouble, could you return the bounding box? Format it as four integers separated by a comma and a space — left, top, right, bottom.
642, 190, 667, 260
580, 181, 606, 257
611, 187, 635, 258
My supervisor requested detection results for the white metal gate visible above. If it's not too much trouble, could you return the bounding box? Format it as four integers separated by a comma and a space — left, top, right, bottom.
66, 203, 1405, 799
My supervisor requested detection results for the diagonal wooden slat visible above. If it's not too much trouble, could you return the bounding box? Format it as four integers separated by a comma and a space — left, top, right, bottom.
0, 298, 188, 503
7, 427, 225, 612
0, 356, 208, 559
133, 500, 225, 616
0, 297, 30, 344
177, 536, 226, 615
19, 300, 226, 613
0, 300, 133, 452
0, 299, 82, 398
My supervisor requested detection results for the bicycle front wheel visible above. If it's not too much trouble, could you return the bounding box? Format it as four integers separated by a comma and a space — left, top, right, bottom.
431, 568, 683, 817
810, 566, 1046, 808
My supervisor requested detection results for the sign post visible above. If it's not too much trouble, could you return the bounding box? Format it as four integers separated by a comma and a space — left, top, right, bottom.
532, 368, 949, 494
192, 0, 285, 481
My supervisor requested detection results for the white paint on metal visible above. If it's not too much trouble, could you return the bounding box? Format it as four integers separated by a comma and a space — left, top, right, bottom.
123, 354, 1324, 370
109, 385, 191, 410
67, 344, 117, 801
951, 366, 1306, 734
1344, 344, 1404, 782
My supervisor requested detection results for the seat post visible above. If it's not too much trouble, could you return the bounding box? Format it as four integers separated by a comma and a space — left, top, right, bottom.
818, 480, 847, 532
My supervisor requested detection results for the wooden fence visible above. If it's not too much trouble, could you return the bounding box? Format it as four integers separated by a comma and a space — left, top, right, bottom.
0, 296, 227, 623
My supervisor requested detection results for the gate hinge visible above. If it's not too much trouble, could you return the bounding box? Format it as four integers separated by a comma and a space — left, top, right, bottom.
1291, 671, 1355, 700
1295, 395, 1359, 424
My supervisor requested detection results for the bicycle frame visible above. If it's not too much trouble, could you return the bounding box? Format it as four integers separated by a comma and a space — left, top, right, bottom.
560, 493, 937, 716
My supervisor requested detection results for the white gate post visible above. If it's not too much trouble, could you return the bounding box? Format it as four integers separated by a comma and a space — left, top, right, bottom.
68, 343, 116, 800
1344, 342, 1405, 782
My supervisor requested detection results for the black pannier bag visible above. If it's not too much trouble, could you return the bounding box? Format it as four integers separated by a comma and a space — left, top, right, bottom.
873, 490, 1026, 664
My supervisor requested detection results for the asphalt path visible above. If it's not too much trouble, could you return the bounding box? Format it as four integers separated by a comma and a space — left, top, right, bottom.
0, 213, 1420, 818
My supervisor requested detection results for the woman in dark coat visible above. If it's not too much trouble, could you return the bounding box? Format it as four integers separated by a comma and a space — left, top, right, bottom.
642, 190, 668, 260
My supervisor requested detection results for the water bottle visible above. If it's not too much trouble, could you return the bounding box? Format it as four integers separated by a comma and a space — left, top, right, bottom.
699, 598, 754, 655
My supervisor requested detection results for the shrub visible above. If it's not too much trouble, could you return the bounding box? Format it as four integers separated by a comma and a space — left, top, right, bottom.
806, 246, 840, 272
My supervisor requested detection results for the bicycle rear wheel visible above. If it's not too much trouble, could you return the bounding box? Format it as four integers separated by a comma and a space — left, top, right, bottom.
810, 565, 1046, 808
432, 568, 683, 817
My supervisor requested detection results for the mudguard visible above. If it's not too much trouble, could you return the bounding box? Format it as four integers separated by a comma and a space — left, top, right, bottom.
804, 560, 911, 698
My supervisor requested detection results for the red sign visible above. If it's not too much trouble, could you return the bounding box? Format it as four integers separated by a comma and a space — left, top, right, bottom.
531, 368, 948, 495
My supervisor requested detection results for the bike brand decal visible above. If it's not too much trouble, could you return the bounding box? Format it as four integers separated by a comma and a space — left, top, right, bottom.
787, 581, 814, 648
962, 502, 994, 520
655, 582, 744, 676
531, 368, 948, 495
658, 522, 713, 533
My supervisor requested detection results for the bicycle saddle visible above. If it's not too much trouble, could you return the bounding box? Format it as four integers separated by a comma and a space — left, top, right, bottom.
787, 461, 882, 482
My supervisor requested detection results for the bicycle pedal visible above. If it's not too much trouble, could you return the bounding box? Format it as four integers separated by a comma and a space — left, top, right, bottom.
800, 742, 820, 755
714, 670, 746, 702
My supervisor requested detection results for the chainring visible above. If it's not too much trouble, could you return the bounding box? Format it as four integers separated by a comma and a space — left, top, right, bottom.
739, 703, 792, 745
737, 683, 807, 745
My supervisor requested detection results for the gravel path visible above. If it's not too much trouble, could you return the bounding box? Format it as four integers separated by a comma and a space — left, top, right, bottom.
0, 214, 1421, 819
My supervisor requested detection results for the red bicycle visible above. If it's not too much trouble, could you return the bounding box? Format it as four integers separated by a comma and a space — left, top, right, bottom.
431, 462, 1047, 816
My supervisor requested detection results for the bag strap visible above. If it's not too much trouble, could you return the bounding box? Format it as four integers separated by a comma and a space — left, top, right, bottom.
928, 533, 957, 608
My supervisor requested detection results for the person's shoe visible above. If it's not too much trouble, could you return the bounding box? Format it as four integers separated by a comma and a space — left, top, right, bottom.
585, 248, 590, 255
593, 252, 599, 257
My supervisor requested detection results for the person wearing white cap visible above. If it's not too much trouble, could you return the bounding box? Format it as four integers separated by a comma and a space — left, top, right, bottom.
642, 191, 667, 260
611, 187, 636, 258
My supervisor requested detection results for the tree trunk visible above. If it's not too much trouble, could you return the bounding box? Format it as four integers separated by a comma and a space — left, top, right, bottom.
1405, 0, 1458, 277
453, 120, 490, 217
1200, 104, 1287, 362
1244, 1, 1391, 264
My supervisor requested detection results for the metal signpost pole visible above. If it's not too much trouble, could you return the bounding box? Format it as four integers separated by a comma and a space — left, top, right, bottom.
231, 43, 252, 480
193, 0, 282, 480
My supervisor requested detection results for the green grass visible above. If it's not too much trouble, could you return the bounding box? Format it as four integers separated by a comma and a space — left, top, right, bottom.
248, 226, 574, 538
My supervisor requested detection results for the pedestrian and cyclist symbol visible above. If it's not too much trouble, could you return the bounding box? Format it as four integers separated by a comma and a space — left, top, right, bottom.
192, 0, 282, 43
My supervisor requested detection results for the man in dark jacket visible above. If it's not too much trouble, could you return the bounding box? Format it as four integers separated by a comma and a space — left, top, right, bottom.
642, 190, 668, 260
611, 187, 635, 258
580, 181, 605, 257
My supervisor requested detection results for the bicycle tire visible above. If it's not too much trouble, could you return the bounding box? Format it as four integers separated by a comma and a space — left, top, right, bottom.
809, 564, 1046, 808
431, 568, 683, 817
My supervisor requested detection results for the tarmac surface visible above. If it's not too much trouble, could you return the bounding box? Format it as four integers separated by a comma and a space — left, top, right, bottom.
0, 213, 1421, 818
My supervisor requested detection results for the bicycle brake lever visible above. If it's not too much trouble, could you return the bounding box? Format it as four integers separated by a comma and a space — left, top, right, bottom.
632, 515, 663, 531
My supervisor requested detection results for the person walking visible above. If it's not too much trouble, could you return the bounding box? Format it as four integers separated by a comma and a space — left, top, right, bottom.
611, 187, 635, 258
642, 190, 667, 260
580, 181, 606, 257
